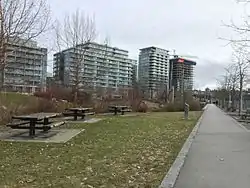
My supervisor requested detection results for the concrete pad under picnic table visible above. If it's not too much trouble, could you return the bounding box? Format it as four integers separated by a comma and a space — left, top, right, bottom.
0, 129, 84, 143
66, 117, 103, 124
97, 113, 138, 117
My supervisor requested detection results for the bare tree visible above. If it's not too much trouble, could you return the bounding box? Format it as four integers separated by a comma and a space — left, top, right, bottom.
217, 64, 239, 110
232, 45, 250, 114
220, 0, 250, 47
0, 0, 50, 89
55, 10, 96, 104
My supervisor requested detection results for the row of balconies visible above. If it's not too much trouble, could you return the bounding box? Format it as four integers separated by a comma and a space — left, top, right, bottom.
68, 44, 128, 57
67, 67, 132, 75
5, 70, 42, 75
7, 58, 45, 64
7, 46, 45, 55
5, 65, 42, 70
8, 53, 45, 60
67, 53, 131, 64
69, 73, 130, 81
57, 56, 133, 68
69, 73, 131, 79
5, 71, 42, 77
67, 78, 131, 86
84, 50, 128, 59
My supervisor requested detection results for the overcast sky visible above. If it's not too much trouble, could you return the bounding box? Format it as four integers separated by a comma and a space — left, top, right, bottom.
48, 0, 247, 90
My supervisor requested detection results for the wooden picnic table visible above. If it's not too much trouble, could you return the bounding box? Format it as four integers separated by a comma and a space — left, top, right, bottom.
10, 113, 62, 137
241, 109, 250, 119
108, 105, 132, 115
63, 107, 94, 121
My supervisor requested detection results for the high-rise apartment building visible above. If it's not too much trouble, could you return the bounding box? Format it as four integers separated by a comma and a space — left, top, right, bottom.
169, 57, 196, 92
3, 39, 47, 93
130, 59, 138, 85
53, 42, 136, 91
138, 46, 169, 98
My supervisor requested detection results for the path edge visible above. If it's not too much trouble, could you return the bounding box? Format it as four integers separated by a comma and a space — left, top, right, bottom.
158, 105, 207, 188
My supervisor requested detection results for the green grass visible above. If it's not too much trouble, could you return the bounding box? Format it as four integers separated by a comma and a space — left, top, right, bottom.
0, 112, 201, 188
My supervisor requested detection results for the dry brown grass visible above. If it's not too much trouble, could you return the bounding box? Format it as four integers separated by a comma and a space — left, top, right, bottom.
0, 111, 202, 188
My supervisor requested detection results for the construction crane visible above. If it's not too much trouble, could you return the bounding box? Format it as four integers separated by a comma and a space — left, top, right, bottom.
170, 49, 199, 59
172, 54, 199, 60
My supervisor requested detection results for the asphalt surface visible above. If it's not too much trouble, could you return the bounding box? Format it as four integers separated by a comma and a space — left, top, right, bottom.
174, 104, 250, 188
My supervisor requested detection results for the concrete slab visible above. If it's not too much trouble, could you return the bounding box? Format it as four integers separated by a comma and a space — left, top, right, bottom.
173, 104, 250, 188
67, 118, 103, 124
0, 129, 84, 143
84, 118, 103, 123
159, 107, 205, 188
121, 114, 139, 117
97, 113, 137, 117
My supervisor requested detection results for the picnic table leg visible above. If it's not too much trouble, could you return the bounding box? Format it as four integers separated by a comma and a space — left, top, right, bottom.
43, 118, 48, 132
44, 118, 49, 125
121, 109, 125, 115
114, 109, 117, 115
29, 120, 36, 137
74, 111, 77, 121
81, 110, 85, 120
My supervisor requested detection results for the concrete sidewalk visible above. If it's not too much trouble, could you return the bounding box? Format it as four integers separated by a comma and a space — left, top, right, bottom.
174, 104, 250, 188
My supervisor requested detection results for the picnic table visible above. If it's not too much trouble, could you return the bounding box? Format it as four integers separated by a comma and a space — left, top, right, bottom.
7, 113, 64, 137
108, 105, 132, 115
241, 109, 250, 119
63, 107, 95, 121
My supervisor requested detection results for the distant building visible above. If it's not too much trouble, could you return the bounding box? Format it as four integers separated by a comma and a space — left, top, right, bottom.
46, 73, 54, 89
53, 42, 136, 92
3, 39, 47, 93
130, 59, 138, 85
169, 57, 196, 92
138, 46, 169, 99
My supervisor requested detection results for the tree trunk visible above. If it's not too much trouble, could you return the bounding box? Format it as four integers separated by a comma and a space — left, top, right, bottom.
239, 76, 243, 116
0, 67, 4, 91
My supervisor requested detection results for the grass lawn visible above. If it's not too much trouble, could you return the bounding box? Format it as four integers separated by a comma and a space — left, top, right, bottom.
0, 111, 202, 188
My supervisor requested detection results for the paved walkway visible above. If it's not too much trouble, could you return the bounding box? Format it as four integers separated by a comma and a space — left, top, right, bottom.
174, 104, 250, 188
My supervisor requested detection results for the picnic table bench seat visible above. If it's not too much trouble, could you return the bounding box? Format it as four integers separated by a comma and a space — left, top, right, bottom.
7, 121, 65, 131
120, 109, 132, 112
241, 109, 250, 119
42, 121, 65, 131
63, 107, 95, 120
84, 112, 95, 115
108, 108, 116, 112
6, 121, 30, 127
62, 112, 75, 116
108, 105, 132, 115
63, 111, 95, 116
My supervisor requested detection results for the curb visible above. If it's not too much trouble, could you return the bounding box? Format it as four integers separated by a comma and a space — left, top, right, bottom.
158, 105, 207, 188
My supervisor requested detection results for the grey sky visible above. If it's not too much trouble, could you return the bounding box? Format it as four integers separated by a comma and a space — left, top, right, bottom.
48, 0, 246, 89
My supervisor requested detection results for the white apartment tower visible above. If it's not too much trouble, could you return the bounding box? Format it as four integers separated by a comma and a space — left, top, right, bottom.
2, 39, 47, 93
53, 42, 137, 92
138, 46, 169, 98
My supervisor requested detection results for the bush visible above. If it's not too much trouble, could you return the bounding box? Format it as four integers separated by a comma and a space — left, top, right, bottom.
0, 92, 73, 125
153, 100, 201, 112
188, 100, 202, 111
137, 101, 148, 113
34, 87, 94, 106
34, 91, 53, 100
